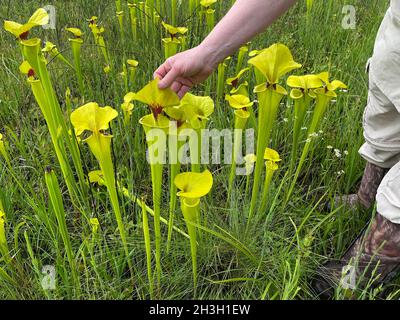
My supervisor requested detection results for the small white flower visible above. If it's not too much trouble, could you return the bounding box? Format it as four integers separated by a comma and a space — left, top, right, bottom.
309, 132, 319, 138
327, 145, 333, 149
305, 138, 311, 143
344, 150, 349, 156
319, 130, 324, 134
334, 149, 342, 158
336, 170, 345, 176
301, 127, 307, 131
283, 118, 289, 123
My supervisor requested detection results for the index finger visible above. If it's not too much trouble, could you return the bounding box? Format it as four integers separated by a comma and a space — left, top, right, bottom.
153, 61, 171, 80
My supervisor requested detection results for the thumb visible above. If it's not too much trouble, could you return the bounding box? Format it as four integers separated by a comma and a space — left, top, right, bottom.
158, 65, 181, 89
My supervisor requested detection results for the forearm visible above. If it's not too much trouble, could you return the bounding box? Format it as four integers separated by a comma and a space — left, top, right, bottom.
200, 0, 298, 66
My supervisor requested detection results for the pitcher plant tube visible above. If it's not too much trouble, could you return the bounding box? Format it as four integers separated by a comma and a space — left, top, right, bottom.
70, 102, 133, 272
259, 148, 281, 213
66, 27, 85, 97
286, 74, 323, 170
225, 94, 254, 200
175, 169, 213, 289
247, 43, 301, 220
164, 104, 191, 253
135, 78, 180, 284
286, 72, 347, 202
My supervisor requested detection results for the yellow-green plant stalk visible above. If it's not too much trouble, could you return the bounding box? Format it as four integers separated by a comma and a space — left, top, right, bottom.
66, 28, 85, 97
287, 72, 347, 201
179, 93, 215, 173
140, 113, 169, 284
0, 134, 10, 166
127, 59, 139, 89
216, 56, 231, 100
70, 102, 132, 272
116, 11, 125, 40
189, 0, 195, 13
0, 211, 9, 259
121, 63, 129, 93
88, 170, 190, 239
162, 38, 180, 59
134, 79, 180, 284
44, 168, 80, 293
247, 43, 301, 220
175, 170, 213, 289
306, 0, 314, 15
205, 8, 215, 32
144, 2, 151, 37
171, 0, 177, 25
236, 44, 249, 74
141, 198, 154, 298
128, 3, 138, 41
19, 57, 85, 205
287, 74, 323, 170
115, 0, 122, 11
259, 148, 281, 212
121, 92, 135, 126
178, 35, 187, 51
225, 94, 254, 198
42, 41, 74, 69
164, 105, 191, 252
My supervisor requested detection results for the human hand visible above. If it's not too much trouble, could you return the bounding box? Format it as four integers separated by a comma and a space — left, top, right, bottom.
154, 45, 218, 98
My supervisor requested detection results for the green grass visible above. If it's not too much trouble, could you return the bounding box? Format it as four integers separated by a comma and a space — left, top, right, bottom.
0, 0, 398, 300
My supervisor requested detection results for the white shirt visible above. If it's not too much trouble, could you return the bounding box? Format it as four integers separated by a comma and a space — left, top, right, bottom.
391, 0, 400, 16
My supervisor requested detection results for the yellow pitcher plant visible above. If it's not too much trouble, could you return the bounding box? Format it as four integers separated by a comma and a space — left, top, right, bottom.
236, 44, 249, 74
127, 59, 139, 89
42, 41, 74, 69
121, 92, 135, 126
225, 94, 254, 199
175, 169, 213, 289
226, 67, 250, 96
247, 43, 301, 220
200, 0, 218, 32
259, 148, 282, 213
66, 27, 85, 96
128, 3, 138, 41
70, 102, 132, 272
18, 40, 87, 207
217, 56, 231, 99
286, 72, 347, 201
287, 74, 323, 170
161, 22, 188, 59
135, 78, 180, 283
3, 8, 48, 40
179, 93, 214, 173
88, 18, 110, 70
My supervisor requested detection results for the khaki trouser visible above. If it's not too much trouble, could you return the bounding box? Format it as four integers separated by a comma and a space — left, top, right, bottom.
360, 3, 400, 223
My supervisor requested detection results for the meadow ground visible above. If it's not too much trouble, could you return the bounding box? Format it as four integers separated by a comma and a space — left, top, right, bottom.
0, 0, 395, 299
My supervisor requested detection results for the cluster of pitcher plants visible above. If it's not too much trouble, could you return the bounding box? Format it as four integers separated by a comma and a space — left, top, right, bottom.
0, 1, 346, 297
